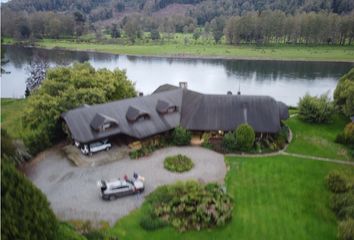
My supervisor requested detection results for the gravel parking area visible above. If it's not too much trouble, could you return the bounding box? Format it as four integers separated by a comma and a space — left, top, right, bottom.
28, 146, 226, 225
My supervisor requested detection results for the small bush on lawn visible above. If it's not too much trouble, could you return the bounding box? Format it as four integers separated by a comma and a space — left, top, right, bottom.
298, 93, 334, 123
142, 181, 233, 232
344, 122, 354, 145
164, 154, 194, 172
326, 171, 349, 193
338, 218, 354, 240
236, 124, 255, 151
222, 132, 237, 152
171, 126, 191, 146
330, 192, 354, 218
274, 126, 289, 149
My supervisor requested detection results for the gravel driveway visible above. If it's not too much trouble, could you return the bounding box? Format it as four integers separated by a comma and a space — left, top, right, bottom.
28, 146, 226, 225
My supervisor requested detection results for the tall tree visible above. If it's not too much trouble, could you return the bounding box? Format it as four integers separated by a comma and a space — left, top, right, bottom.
1, 159, 58, 239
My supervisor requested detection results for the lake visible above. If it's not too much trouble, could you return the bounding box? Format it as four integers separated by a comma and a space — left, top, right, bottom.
1, 45, 353, 106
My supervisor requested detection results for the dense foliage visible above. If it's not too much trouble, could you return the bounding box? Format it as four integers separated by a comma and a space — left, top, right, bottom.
325, 171, 354, 240
22, 62, 136, 155
171, 126, 192, 146
222, 132, 237, 152
1, 159, 58, 240
224, 11, 354, 45
336, 122, 354, 150
164, 154, 194, 172
2, 0, 354, 45
235, 124, 255, 151
1, 129, 16, 158
326, 171, 349, 193
338, 218, 354, 240
141, 181, 233, 232
334, 68, 354, 117
298, 93, 334, 123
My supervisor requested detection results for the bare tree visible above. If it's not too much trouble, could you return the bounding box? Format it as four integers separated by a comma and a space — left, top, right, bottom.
26, 55, 49, 94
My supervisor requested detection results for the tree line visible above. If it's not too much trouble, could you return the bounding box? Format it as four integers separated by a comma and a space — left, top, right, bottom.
2, 8, 354, 45
224, 11, 354, 45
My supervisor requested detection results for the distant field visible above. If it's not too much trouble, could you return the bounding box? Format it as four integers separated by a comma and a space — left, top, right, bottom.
35, 40, 354, 62
1, 98, 26, 138
285, 114, 352, 161
107, 155, 351, 240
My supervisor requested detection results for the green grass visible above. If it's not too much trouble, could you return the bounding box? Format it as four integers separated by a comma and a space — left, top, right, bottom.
1, 98, 26, 138
285, 114, 352, 161
30, 38, 354, 62
106, 155, 352, 240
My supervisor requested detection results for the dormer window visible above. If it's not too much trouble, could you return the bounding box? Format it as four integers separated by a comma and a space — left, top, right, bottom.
126, 106, 150, 123
90, 113, 118, 132
156, 99, 178, 114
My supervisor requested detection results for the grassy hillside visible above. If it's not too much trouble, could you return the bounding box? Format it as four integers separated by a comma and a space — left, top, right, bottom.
1, 98, 26, 138
106, 155, 352, 240
35, 39, 354, 62
285, 114, 352, 161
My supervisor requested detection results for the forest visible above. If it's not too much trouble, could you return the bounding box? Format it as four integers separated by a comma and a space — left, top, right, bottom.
1, 0, 354, 45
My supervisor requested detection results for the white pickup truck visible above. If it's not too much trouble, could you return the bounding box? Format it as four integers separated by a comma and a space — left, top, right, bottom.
81, 139, 111, 156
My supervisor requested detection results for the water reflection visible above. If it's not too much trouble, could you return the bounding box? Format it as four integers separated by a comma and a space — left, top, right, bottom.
1, 45, 353, 105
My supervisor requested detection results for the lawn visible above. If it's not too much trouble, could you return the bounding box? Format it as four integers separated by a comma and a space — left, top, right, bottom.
33, 39, 354, 62
1, 98, 26, 138
285, 114, 353, 161
105, 155, 352, 240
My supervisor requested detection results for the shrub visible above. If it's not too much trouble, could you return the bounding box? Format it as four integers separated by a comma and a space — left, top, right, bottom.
1, 159, 58, 240
139, 209, 167, 231
235, 124, 255, 151
171, 126, 191, 146
344, 122, 354, 145
326, 171, 349, 193
330, 192, 354, 217
274, 126, 289, 149
143, 181, 233, 232
338, 218, 354, 240
222, 132, 237, 152
83, 230, 106, 240
298, 93, 334, 123
334, 67, 354, 117
164, 154, 194, 172
201, 132, 213, 149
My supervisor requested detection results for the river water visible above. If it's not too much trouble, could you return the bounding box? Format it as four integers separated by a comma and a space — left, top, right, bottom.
1, 45, 353, 106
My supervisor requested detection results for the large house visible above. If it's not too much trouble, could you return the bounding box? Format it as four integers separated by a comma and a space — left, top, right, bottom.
62, 84, 289, 145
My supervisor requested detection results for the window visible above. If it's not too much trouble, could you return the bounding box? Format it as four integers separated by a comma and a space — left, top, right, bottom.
137, 114, 149, 122
167, 106, 177, 113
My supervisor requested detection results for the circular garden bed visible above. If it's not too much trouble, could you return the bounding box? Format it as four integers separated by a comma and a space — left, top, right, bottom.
164, 154, 194, 173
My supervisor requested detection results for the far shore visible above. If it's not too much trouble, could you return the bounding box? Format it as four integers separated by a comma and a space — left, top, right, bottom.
4, 39, 354, 62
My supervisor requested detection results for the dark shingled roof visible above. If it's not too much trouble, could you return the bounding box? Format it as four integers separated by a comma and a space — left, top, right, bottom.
62, 88, 183, 143
62, 85, 289, 143
153, 84, 179, 94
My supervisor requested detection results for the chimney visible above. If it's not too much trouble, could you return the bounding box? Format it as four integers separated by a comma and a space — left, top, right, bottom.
179, 82, 188, 89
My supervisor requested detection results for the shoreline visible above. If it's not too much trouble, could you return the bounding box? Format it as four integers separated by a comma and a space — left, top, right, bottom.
5, 42, 354, 63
